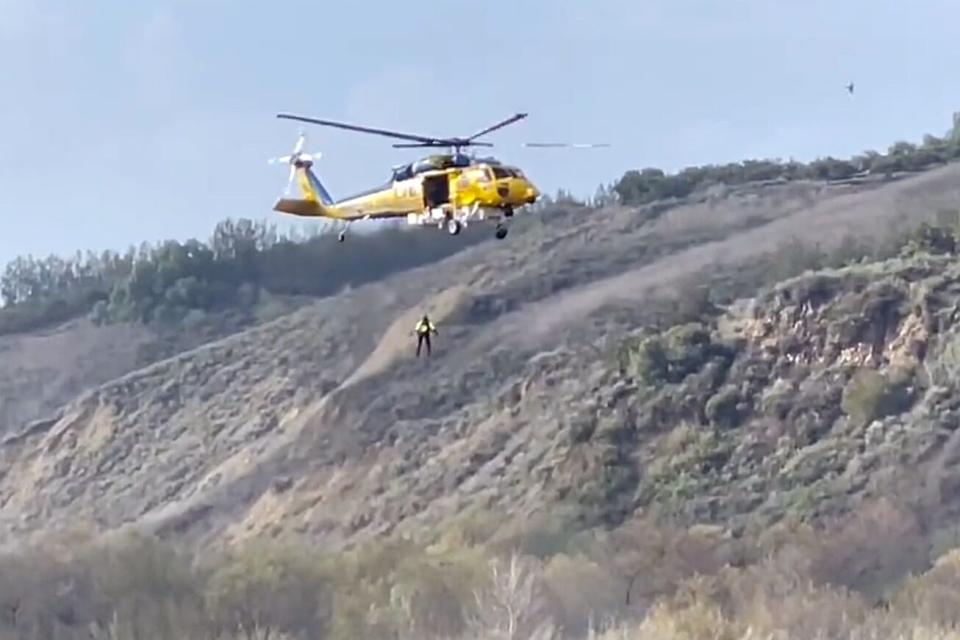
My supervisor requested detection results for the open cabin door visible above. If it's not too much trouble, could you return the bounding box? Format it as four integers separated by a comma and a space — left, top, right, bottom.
422, 174, 450, 209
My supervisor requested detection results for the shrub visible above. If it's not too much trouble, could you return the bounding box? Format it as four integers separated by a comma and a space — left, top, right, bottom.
901, 222, 959, 257
204, 539, 332, 639
892, 550, 960, 628
841, 368, 912, 427
0, 498, 954, 639
623, 323, 723, 387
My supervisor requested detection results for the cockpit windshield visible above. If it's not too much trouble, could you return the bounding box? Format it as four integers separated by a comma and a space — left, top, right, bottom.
392, 153, 477, 182
490, 166, 524, 179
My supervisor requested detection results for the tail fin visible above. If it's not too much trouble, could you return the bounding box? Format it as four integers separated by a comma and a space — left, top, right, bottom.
270, 134, 339, 217
298, 162, 335, 206
274, 162, 341, 217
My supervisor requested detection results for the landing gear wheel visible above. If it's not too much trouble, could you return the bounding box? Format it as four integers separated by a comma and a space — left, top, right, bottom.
495, 225, 508, 240
446, 218, 462, 235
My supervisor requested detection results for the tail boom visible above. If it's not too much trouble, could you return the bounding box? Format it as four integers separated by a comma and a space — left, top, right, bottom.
273, 197, 339, 217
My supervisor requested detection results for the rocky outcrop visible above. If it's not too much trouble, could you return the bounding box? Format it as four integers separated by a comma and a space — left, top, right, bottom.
612, 254, 960, 534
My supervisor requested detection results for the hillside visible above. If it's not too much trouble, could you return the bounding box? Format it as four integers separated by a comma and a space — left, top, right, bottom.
0, 223, 484, 435
0, 308, 296, 433
3, 163, 960, 552
4, 117, 958, 441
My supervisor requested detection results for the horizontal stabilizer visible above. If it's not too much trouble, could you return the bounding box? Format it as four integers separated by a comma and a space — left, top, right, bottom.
273, 197, 330, 217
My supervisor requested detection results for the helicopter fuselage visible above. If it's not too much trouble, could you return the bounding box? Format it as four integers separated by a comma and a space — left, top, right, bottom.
283, 155, 539, 221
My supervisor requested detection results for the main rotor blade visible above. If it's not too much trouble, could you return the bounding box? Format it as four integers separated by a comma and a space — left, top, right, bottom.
392, 142, 494, 148
467, 113, 528, 142
391, 142, 444, 149
277, 113, 441, 145
523, 142, 611, 148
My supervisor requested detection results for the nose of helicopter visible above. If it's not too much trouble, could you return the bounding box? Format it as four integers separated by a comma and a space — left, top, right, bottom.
500, 177, 539, 204
524, 182, 539, 203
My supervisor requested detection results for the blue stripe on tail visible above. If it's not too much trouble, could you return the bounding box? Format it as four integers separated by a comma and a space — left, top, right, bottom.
306, 169, 334, 205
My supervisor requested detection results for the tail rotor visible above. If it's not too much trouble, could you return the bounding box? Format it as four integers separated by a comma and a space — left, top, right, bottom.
268, 131, 322, 195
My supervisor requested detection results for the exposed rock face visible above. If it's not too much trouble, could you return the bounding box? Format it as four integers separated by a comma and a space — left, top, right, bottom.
616, 255, 960, 535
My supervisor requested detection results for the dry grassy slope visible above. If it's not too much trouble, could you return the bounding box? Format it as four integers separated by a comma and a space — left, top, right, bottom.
3, 166, 960, 548
0, 320, 157, 433
0, 300, 305, 436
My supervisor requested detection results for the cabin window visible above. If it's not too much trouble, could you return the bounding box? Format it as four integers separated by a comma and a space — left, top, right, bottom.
472, 168, 492, 182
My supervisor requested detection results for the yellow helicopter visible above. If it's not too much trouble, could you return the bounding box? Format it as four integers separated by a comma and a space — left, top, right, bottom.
269, 112, 607, 242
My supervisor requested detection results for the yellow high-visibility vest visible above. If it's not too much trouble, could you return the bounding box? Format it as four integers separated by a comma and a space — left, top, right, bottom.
415, 319, 435, 335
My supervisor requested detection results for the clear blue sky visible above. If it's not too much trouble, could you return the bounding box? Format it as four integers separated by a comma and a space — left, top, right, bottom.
2, 0, 960, 265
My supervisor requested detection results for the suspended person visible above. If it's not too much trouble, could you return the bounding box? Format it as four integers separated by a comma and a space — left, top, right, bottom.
415, 314, 437, 357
